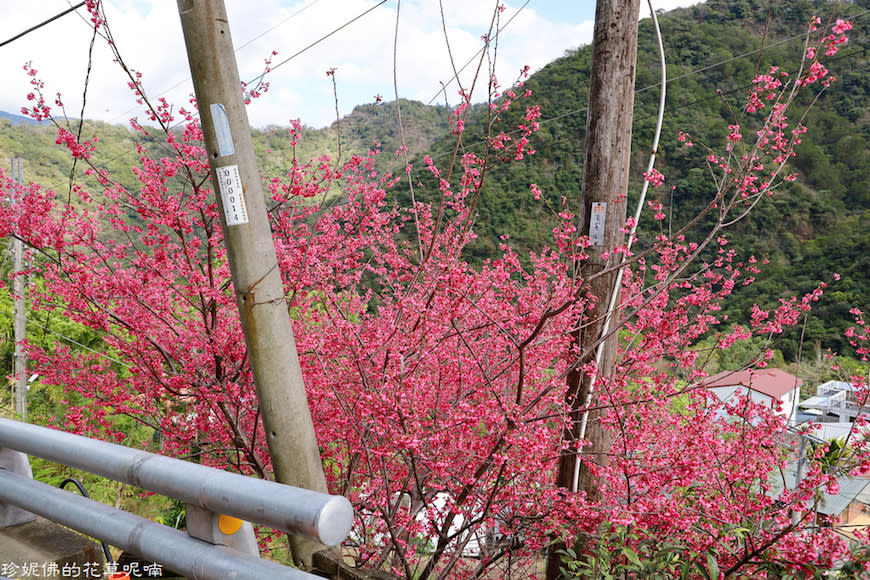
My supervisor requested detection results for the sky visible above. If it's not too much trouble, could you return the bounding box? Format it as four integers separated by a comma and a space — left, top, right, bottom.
0, 0, 702, 130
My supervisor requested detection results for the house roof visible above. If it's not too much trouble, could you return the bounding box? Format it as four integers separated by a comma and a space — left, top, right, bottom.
776, 465, 870, 516
700, 368, 803, 400
800, 395, 832, 409
818, 380, 858, 393
801, 421, 870, 442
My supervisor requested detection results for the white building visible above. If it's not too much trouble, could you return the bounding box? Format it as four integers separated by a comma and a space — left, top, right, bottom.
799, 380, 868, 423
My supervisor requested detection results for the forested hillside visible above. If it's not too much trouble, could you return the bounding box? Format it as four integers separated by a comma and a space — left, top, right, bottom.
398, 0, 870, 360
0, 97, 447, 195
1, 0, 867, 360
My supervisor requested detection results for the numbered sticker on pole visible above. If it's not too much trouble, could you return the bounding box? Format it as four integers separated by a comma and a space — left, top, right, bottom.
216, 165, 249, 226
590, 202, 606, 246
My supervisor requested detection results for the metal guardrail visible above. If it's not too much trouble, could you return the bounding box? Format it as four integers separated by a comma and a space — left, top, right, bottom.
0, 417, 352, 544
0, 418, 354, 579
0, 469, 315, 579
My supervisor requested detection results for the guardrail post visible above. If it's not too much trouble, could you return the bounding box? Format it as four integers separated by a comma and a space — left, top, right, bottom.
0, 448, 36, 527
186, 504, 259, 555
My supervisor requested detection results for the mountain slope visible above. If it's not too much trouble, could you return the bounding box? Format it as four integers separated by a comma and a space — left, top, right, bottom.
0, 110, 44, 126
381, 0, 869, 358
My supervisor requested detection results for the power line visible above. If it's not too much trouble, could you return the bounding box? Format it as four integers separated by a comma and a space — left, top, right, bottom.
95, 14, 870, 201
107, 0, 386, 127
89, 0, 389, 182
21, 3, 870, 186
111, 0, 326, 117
0, 2, 87, 49
235, 0, 325, 52
245, 0, 388, 87
418, 10, 870, 165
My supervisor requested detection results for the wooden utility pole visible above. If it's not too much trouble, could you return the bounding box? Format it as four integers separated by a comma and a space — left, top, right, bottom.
176, 0, 328, 566
11, 156, 27, 421
547, 1, 640, 578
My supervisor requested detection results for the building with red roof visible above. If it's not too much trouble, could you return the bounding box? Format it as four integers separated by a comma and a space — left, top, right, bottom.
700, 368, 803, 424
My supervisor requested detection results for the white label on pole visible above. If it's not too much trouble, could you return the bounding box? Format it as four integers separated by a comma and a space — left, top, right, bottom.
210, 103, 235, 157
590, 202, 606, 246
216, 165, 249, 226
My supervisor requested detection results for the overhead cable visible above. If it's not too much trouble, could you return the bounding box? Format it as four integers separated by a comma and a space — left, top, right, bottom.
0, 2, 87, 49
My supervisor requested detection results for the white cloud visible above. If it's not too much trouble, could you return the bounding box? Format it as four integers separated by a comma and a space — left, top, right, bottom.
0, 0, 705, 129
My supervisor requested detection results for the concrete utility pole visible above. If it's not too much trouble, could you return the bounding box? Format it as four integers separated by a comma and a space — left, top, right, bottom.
176, 0, 328, 566
547, 1, 640, 578
11, 156, 27, 421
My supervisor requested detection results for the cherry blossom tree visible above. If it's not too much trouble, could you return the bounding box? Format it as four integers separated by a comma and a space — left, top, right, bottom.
1, 3, 867, 579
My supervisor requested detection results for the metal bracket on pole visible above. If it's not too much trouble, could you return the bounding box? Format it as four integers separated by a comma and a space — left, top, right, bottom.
0, 448, 36, 527
186, 503, 259, 555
